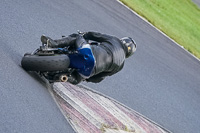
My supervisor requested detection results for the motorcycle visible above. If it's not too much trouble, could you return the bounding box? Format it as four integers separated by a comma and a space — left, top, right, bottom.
21, 32, 95, 83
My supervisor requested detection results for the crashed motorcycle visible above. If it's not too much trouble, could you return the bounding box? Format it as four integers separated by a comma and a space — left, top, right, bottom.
21, 34, 95, 83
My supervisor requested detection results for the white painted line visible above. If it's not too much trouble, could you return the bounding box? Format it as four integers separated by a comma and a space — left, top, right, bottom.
52, 82, 171, 133
53, 83, 105, 128
85, 89, 145, 133
79, 84, 172, 133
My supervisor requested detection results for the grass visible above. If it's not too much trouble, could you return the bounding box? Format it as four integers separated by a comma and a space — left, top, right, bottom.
120, 0, 200, 59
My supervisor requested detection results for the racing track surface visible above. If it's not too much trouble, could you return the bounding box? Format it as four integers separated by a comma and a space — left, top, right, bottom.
193, 0, 200, 7
0, 0, 200, 133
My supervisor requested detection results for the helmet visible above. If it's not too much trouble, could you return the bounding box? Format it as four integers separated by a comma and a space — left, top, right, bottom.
121, 37, 136, 58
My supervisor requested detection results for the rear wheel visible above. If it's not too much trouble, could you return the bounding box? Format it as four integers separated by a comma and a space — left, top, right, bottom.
21, 54, 70, 72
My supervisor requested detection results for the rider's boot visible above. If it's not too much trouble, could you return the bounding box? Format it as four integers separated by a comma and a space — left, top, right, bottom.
41, 35, 58, 48
67, 71, 82, 85
41, 34, 77, 48
53, 35, 77, 48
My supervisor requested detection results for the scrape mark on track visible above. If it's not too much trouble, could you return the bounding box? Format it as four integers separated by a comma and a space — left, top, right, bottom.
52, 82, 170, 133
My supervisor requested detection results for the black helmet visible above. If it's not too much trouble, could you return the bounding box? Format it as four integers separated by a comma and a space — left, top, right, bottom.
121, 37, 136, 58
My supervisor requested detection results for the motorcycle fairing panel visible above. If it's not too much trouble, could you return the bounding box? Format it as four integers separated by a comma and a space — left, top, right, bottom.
68, 44, 95, 77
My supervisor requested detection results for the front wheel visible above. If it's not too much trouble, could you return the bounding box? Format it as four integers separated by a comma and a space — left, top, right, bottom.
21, 54, 70, 72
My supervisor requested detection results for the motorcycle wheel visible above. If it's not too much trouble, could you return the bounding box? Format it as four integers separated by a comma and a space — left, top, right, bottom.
21, 54, 70, 72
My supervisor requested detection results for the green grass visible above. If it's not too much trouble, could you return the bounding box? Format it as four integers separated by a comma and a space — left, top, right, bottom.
120, 0, 200, 59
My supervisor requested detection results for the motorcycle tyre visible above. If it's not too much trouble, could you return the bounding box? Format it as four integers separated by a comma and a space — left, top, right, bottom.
21, 54, 70, 72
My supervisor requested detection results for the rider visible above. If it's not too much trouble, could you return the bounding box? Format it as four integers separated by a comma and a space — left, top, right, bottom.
41, 31, 136, 84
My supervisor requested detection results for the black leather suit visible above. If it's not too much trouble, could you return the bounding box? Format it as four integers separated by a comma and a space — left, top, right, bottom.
54, 31, 127, 84
84, 32, 126, 83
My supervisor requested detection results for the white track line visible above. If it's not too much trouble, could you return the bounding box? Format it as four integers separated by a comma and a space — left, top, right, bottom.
53, 83, 105, 128
116, 0, 200, 62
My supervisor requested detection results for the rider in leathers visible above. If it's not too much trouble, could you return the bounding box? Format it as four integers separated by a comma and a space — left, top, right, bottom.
41, 31, 136, 84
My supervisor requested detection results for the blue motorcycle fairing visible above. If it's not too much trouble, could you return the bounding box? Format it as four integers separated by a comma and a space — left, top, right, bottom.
68, 44, 95, 77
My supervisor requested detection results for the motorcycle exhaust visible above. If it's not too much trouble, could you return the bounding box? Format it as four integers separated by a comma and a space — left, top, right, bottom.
59, 75, 68, 82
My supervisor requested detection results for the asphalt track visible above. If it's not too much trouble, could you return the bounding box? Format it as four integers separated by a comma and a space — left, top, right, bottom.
0, 0, 200, 133
193, 0, 200, 7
